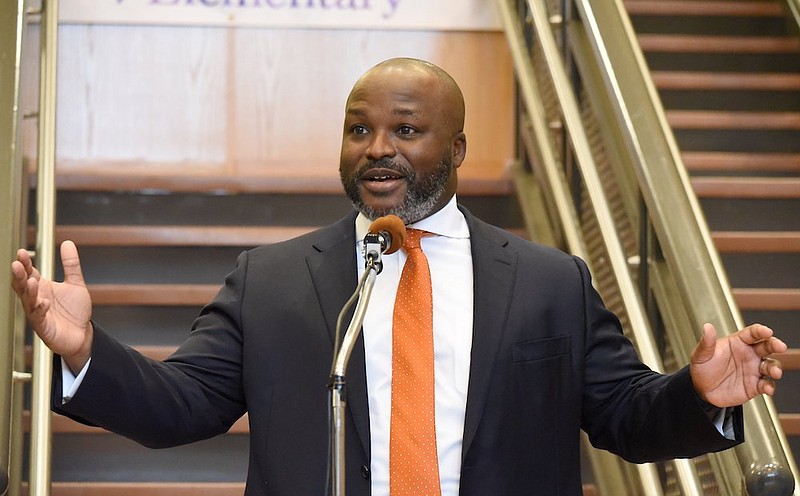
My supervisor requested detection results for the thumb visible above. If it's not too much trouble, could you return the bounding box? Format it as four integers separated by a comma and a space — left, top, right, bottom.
692, 323, 718, 364
60, 240, 86, 286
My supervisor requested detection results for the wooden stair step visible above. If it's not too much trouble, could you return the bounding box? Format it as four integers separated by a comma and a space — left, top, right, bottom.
782, 414, 800, 436
87, 286, 800, 311
22, 482, 246, 496
733, 288, 800, 310
667, 110, 800, 130
43, 225, 526, 248
22, 482, 601, 496
625, 0, 786, 17
652, 71, 800, 91
638, 34, 800, 53
778, 349, 800, 371
712, 231, 800, 253
691, 176, 800, 198
89, 284, 219, 306
23, 409, 249, 435
682, 152, 800, 173
42, 225, 316, 247
52, 167, 513, 196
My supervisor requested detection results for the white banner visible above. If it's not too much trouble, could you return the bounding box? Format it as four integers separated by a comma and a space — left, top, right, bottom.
59, 0, 503, 31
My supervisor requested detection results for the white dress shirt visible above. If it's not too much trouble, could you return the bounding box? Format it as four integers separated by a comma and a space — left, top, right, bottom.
355, 196, 473, 496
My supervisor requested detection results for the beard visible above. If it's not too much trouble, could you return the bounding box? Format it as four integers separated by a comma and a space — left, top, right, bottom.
340, 154, 453, 224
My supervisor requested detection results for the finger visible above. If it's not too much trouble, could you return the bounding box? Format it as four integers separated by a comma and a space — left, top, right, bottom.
13, 248, 39, 282
23, 276, 42, 312
759, 377, 777, 396
10, 260, 28, 296
738, 323, 775, 345
759, 357, 770, 376
764, 358, 784, 381
750, 335, 789, 358
60, 240, 86, 286
692, 323, 718, 364
765, 336, 788, 355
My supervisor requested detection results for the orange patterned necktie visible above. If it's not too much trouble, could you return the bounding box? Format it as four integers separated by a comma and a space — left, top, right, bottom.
389, 228, 441, 496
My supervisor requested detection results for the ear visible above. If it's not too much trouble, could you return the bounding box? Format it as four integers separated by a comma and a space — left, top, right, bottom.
451, 132, 467, 169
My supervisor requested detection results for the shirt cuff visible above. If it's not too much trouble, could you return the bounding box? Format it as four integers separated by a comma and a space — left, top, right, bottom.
61, 356, 91, 404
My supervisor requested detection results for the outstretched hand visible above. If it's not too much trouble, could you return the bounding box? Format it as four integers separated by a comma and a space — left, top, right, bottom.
10, 240, 93, 373
690, 323, 787, 408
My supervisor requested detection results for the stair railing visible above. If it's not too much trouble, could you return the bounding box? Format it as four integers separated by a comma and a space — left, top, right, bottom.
1, 3, 28, 496
29, 1, 59, 495
499, 0, 799, 494
1, 1, 59, 495
786, 0, 800, 33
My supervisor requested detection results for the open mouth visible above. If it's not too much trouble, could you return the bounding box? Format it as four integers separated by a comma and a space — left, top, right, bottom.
360, 168, 406, 182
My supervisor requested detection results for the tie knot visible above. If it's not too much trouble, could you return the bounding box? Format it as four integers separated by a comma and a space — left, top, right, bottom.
403, 228, 429, 251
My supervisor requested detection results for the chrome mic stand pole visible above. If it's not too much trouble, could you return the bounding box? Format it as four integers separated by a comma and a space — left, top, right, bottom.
329, 248, 382, 496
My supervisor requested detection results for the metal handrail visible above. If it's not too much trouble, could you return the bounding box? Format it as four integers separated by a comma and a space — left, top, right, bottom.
499, 1, 697, 494
1, 2, 28, 496
29, 1, 59, 495
572, 0, 799, 493
786, 0, 800, 34
499, 0, 799, 494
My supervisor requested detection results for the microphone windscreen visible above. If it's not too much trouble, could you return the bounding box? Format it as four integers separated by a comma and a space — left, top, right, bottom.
368, 215, 406, 254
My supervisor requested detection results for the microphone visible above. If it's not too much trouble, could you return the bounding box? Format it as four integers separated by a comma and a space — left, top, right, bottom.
363, 215, 406, 271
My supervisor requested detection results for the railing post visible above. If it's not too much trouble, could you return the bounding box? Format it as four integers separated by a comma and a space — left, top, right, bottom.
0, 2, 28, 496
29, 0, 59, 495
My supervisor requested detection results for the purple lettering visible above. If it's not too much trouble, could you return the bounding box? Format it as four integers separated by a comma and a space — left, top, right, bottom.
384, 0, 399, 19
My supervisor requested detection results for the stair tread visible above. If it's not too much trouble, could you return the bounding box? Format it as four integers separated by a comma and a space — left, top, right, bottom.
683, 152, 800, 172
45, 225, 800, 253
652, 71, 800, 90
733, 288, 800, 310
52, 166, 513, 195
638, 34, 800, 53
45, 225, 315, 247
777, 349, 800, 370
691, 176, 800, 198
712, 231, 800, 253
23, 482, 600, 496
782, 413, 800, 435
89, 284, 220, 306
625, 0, 786, 17
23, 482, 245, 496
85, 284, 800, 309
667, 110, 800, 130
23, 409, 249, 435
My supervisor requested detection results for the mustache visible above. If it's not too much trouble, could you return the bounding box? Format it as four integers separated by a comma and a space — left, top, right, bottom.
355, 158, 415, 180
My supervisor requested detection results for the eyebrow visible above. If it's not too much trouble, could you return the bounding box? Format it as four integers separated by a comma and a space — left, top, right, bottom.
345, 106, 419, 118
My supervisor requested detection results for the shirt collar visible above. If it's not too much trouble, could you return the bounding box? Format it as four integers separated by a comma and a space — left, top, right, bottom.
354, 195, 470, 241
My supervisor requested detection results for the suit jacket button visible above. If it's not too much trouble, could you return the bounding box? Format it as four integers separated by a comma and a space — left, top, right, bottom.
360, 465, 370, 479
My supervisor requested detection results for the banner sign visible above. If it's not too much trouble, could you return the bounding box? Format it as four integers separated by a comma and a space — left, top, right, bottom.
59, 0, 503, 31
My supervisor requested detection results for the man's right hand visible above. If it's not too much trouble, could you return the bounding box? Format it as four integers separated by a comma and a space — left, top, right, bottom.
10, 240, 94, 374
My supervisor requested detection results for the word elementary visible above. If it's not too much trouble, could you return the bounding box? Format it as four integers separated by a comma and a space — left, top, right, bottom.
145, 0, 403, 19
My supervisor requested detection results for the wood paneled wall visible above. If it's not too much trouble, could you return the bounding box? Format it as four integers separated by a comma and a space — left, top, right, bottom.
22, 24, 514, 193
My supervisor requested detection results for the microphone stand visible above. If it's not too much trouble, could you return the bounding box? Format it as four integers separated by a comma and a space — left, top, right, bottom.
328, 241, 384, 496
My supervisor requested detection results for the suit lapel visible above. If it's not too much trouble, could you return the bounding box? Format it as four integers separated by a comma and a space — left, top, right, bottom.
460, 209, 517, 459
305, 212, 371, 458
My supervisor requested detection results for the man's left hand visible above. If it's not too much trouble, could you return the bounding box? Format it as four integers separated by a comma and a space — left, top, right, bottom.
690, 323, 787, 408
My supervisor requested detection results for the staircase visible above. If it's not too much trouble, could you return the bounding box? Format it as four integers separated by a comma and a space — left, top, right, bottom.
625, 0, 800, 461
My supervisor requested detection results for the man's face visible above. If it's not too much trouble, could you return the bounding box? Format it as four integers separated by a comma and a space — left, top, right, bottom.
339, 68, 464, 224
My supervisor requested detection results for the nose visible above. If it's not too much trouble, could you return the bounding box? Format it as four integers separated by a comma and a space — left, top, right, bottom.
365, 129, 396, 161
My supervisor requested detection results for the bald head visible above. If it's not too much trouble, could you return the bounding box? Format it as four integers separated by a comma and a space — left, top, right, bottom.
347, 58, 466, 135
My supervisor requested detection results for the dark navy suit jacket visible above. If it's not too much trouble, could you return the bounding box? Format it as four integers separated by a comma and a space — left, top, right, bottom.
54, 206, 742, 495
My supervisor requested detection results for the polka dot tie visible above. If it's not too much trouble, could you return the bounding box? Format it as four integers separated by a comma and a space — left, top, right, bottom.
389, 229, 441, 496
